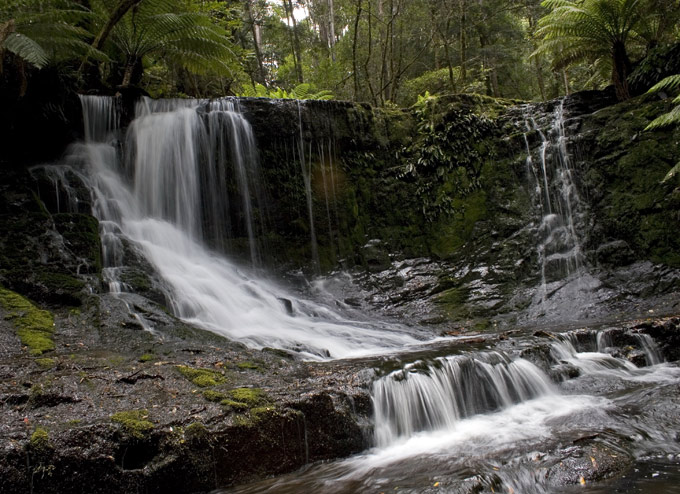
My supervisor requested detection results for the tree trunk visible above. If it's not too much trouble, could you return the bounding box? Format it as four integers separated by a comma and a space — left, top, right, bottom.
611, 40, 632, 101
246, 0, 266, 84
352, 0, 362, 99
328, 0, 336, 61
285, 0, 304, 83
459, 0, 467, 83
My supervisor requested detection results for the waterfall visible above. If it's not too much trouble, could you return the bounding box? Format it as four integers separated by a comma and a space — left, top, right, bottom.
47, 94, 427, 359
372, 353, 555, 447
296, 101, 320, 272
524, 100, 585, 300
551, 329, 664, 374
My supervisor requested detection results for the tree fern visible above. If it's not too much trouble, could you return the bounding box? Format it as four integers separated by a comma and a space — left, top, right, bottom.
646, 74, 680, 182
534, 0, 653, 100
1, 0, 103, 70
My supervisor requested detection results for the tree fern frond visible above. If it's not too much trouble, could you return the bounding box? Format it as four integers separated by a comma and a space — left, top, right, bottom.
3, 31, 49, 67
645, 104, 680, 129
647, 75, 680, 94
661, 162, 680, 183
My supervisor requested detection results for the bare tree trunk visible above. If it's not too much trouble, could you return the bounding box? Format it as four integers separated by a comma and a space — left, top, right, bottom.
287, 0, 304, 83
246, 0, 266, 84
352, 0, 362, 99
328, 0, 336, 61
459, 0, 467, 83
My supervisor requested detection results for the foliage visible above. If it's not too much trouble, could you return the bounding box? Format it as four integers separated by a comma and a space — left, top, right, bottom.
534, 0, 649, 100
90, 0, 240, 87
645, 74, 680, 182
238, 82, 333, 100
397, 98, 497, 221
0, 0, 104, 71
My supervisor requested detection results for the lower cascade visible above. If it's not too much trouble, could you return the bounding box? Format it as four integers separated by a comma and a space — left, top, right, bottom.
223, 326, 680, 494
372, 353, 554, 447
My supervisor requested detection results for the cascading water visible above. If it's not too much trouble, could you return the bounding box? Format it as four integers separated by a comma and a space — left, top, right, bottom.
49, 94, 428, 359
523, 100, 585, 301
224, 327, 680, 494
372, 353, 555, 447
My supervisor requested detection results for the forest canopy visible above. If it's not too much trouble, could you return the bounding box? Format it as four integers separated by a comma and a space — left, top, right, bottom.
1, 0, 679, 104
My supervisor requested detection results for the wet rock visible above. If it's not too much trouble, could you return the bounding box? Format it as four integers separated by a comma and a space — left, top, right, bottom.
546, 441, 633, 487
596, 240, 636, 266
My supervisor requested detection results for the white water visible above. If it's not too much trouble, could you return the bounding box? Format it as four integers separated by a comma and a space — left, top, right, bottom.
58, 95, 428, 359
224, 327, 680, 493
373, 353, 555, 447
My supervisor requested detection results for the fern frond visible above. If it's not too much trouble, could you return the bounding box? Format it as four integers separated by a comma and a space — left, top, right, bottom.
662, 162, 680, 183
3, 32, 49, 67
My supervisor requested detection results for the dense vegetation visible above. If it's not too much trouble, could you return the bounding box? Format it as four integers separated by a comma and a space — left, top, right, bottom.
1, 0, 678, 104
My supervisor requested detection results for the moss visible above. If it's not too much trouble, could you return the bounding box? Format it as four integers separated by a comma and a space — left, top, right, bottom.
138, 353, 154, 363
35, 357, 56, 369
53, 213, 102, 272
30, 427, 51, 451
237, 361, 260, 371
34, 271, 85, 294
202, 389, 228, 403
0, 286, 55, 355
184, 422, 209, 443
228, 387, 267, 406
111, 410, 154, 439
176, 365, 226, 387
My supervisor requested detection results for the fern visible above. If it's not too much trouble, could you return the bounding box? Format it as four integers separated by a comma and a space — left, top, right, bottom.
236, 82, 334, 100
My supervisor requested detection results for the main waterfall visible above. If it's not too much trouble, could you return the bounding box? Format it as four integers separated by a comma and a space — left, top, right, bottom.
52, 95, 427, 359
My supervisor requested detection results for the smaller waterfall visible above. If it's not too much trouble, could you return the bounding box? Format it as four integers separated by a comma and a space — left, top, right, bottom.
296, 101, 320, 272
524, 101, 585, 301
372, 353, 554, 447
551, 329, 664, 374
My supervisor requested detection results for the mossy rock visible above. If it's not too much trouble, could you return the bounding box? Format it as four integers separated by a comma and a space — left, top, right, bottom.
53, 213, 102, 273
30, 427, 51, 452
111, 410, 154, 439
176, 365, 226, 387
0, 286, 55, 355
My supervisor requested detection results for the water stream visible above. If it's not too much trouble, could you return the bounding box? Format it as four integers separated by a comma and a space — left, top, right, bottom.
222, 328, 680, 493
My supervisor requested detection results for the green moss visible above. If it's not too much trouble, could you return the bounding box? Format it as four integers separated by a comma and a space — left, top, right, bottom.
176, 365, 226, 387
35, 357, 56, 368
220, 399, 250, 411
53, 213, 102, 272
111, 410, 154, 439
202, 389, 228, 403
138, 353, 154, 363
35, 272, 85, 294
30, 427, 50, 451
184, 422, 209, 442
0, 286, 55, 355
237, 361, 260, 371
228, 387, 267, 406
